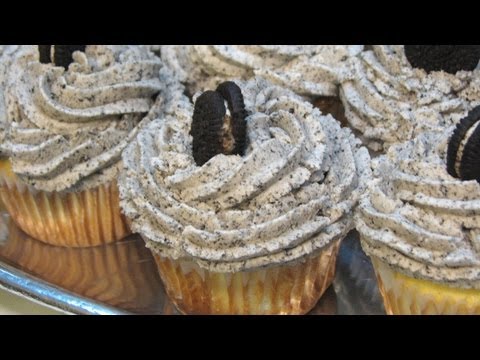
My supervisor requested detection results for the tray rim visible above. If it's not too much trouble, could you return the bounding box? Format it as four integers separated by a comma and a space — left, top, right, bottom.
0, 260, 131, 315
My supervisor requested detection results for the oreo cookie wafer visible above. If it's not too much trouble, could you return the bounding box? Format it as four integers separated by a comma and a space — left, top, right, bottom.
37, 45, 86, 69
405, 45, 480, 74
191, 81, 248, 166
447, 105, 480, 182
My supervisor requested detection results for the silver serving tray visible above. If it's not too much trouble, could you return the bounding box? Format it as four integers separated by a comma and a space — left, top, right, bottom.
0, 213, 385, 315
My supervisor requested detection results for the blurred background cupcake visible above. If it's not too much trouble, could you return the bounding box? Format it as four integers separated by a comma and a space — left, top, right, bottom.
339, 45, 480, 153
119, 77, 371, 315
0, 45, 177, 247
0, 215, 164, 313
356, 109, 480, 314
160, 45, 363, 120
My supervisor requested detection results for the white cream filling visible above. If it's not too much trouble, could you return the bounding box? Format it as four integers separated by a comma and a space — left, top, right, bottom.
455, 120, 480, 177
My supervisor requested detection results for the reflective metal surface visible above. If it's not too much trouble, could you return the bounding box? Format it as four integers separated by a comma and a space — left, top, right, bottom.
334, 230, 385, 315
0, 213, 385, 315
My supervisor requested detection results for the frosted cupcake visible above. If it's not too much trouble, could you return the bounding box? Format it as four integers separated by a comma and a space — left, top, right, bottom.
0, 46, 20, 211
357, 108, 480, 314
339, 45, 480, 152
161, 45, 363, 99
0, 45, 172, 247
119, 77, 371, 315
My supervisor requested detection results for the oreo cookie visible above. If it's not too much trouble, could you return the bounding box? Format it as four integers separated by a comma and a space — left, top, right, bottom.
37, 45, 86, 69
53, 45, 86, 69
191, 81, 248, 166
447, 105, 480, 182
405, 45, 480, 74
38, 45, 52, 64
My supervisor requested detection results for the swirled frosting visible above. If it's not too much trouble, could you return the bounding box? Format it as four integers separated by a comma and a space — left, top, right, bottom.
2, 45, 172, 192
0, 45, 19, 147
357, 129, 480, 288
120, 77, 371, 272
339, 45, 480, 152
161, 45, 363, 97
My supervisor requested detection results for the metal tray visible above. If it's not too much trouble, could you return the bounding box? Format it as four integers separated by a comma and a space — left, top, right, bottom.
0, 213, 385, 315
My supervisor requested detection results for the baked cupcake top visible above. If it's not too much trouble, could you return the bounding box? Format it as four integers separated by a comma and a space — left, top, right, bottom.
119, 77, 371, 272
339, 45, 480, 152
2, 45, 174, 192
357, 115, 480, 288
161, 45, 363, 98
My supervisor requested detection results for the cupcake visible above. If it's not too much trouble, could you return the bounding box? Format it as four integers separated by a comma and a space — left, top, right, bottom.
0, 45, 172, 247
356, 108, 480, 314
161, 45, 363, 100
119, 77, 371, 315
339, 45, 480, 152
0, 46, 20, 211
0, 217, 163, 312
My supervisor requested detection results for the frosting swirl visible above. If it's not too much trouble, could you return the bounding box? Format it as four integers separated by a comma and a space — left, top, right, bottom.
357, 129, 480, 288
161, 45, 363, 97
0, 45, 19, 147
3, 45, 170, 192
120, 78, 371, 272
339, 45, 480, 152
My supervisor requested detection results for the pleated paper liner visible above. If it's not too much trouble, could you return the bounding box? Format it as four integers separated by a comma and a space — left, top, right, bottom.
0, 218, 163, 312
153, 240, 340, 315
0, 157, 6, 213
371, 257, 480, 315
0, 159, 130, 247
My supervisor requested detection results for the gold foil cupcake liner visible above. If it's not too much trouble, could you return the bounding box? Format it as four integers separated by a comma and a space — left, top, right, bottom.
153, 240, 340, 315
0, 159, 130, 247
371, 257, 480, 315
0, 219, 162, 311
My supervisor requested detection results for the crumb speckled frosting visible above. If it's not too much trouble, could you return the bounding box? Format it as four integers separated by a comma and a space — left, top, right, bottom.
339, 45, 480, 152
0, 45, 20, 147
2, 45, 171, 192
161, 45, 363, 97
120, 78, 371, 272
357, 129, 480, 288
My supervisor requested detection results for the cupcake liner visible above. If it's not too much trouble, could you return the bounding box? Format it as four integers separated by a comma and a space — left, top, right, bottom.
0, 159, 130, 247
307, 286, 337, 315
371, 257, 480, 315
0, 157, 6, 213
0, 218, 163, 312
153, 240, 340, 315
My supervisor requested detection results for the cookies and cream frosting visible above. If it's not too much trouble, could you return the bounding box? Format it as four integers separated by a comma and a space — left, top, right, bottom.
2, 45, 170, 192
120, 77, 371, 272
357, 129, 480, 288
339, 45, 480, 152
0, 45, 19, 147
161, 45, 363, 97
